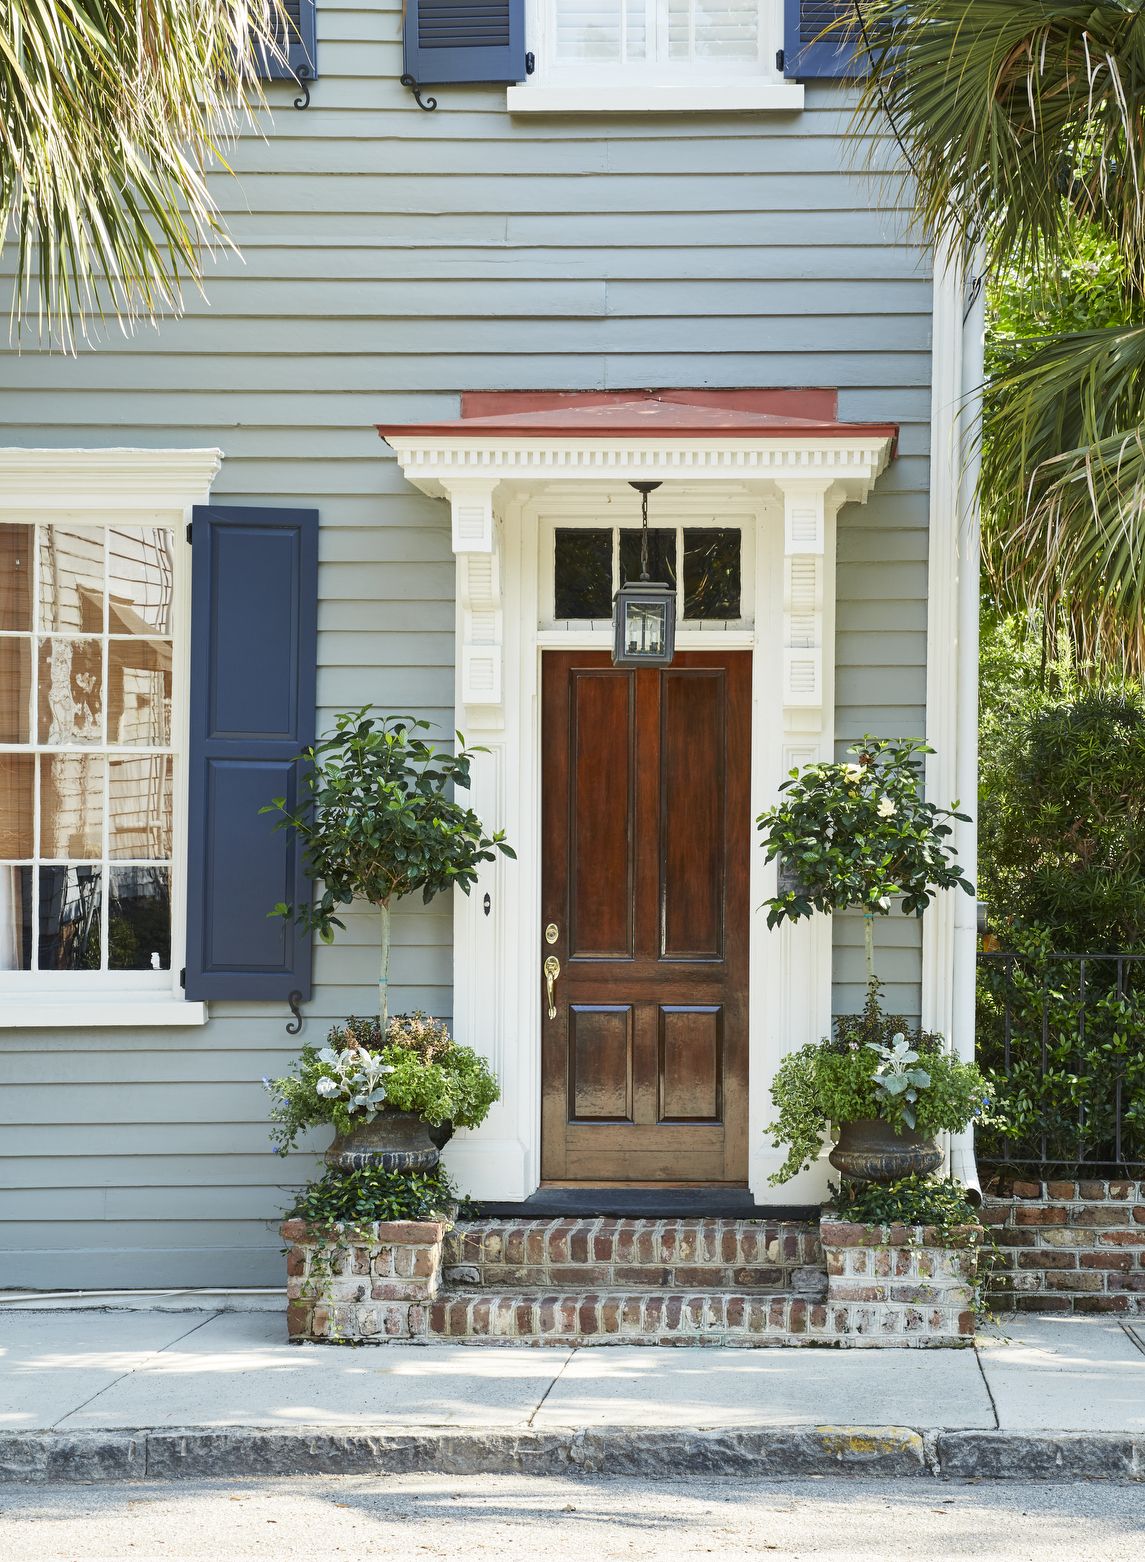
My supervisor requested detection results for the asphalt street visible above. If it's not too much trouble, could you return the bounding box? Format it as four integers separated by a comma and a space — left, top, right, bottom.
2, 1473, 1144, 1562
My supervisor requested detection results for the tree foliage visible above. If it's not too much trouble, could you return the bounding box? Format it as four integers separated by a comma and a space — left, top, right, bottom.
854, 1, 1145, 674
0, 0, 285, 346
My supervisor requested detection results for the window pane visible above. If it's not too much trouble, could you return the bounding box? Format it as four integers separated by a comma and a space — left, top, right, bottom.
38, 865, 102, 970
41, 754, 104, 860
0, 523, 33, 631
110, 756, 172, 860
109, 866, 170, 970
683, 528, 741, 618
108, 528, 175, 635
669, 0, 760, 58
0, 755, 34, 858
554, 529, 612, 618
38, 526, 104, 633
108, 639, 172, 745
0, 638, 31, 743
38, 637, 103, 744
619, 527, 676, 588
0, 866, 33, 970
556, 0, 622, 60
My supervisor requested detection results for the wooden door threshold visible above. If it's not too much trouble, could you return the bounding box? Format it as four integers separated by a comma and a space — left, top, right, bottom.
474, 1186, 817, 1220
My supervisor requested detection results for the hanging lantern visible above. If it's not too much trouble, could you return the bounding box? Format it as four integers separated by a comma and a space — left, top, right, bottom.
612, 481, 676, 667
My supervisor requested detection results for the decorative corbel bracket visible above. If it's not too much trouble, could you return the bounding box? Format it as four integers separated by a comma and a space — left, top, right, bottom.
775, 480, 841, 734
442, 480, 504, 728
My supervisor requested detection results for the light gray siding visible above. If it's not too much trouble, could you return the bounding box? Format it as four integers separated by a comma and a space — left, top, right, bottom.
0, 0, 933, 1285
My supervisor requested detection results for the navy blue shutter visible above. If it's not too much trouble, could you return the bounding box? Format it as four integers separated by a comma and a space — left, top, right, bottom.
185, 505, 318, 1002
258, 0, 317, 81
404, 0, 526, 85
783, 0, 864, 78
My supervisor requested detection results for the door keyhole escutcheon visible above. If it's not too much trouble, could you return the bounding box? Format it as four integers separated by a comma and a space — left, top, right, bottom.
544, 955, 560, 1020
545, 923, 559, 945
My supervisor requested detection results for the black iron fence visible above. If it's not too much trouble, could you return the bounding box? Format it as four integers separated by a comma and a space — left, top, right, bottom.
976, 951, 1145, 1176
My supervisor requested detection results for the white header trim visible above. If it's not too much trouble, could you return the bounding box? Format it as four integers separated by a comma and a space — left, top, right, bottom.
0, 448, 222, 510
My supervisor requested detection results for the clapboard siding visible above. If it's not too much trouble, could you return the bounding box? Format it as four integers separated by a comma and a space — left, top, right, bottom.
0, 0, 934, 1284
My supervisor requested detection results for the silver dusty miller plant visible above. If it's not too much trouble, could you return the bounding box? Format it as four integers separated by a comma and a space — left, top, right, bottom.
867, 1033, 932, 1130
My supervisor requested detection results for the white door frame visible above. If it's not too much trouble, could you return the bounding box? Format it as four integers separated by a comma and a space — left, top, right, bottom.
382, 434, 893, 1203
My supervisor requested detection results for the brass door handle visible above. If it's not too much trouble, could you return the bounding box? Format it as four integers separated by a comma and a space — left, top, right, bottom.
543, 955, 560, 1020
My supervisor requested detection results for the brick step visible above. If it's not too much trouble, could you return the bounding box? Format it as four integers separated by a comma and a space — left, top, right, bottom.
442, 1217, 825, 1295
427, 1289, 830, 1345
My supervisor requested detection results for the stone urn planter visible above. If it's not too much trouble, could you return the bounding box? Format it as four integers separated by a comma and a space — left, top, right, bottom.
828, 1118, 943, 1184
325, 1107, 452, 1174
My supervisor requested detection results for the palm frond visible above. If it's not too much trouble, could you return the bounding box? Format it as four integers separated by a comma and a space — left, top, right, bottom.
854, 1, 1145, 293
0, 0, 288, 348
983, 320, 1145, 673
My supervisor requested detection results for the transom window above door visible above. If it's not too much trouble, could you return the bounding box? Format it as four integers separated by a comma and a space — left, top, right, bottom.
551, 525, 744, 623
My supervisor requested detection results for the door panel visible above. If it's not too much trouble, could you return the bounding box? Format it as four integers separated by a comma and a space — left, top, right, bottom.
541, 650, 750, 1185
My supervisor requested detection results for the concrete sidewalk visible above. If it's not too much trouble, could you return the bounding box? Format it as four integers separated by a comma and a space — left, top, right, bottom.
1, 1304, 1143, 1482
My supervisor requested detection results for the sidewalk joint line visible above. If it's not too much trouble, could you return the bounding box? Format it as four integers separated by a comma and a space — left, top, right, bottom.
526, 1345, 579, 1427
972, 1341, 1000, 1430
49, 1310, 222, 1431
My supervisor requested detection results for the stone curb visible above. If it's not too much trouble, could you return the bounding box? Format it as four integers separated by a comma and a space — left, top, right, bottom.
0, 1427, 1141, 1483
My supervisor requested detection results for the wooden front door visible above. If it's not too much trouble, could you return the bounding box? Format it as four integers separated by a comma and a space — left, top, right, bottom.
540, 650, 751, 1184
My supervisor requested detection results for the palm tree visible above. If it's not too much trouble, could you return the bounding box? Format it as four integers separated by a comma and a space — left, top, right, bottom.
852, 1, 1145, 676
1, 1, 286, 348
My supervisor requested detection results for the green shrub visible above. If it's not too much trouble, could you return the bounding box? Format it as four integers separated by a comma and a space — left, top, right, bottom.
767, 986, 993, 1186
827, 1174, 979, 1245
286, 1163, 460, 1227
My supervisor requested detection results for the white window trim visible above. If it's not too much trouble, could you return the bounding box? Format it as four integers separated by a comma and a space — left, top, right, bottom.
0, 447, 221, 1029
508, 0, 803, 113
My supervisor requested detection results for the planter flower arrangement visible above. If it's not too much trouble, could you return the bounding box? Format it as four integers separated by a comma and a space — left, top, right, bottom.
757, 736, 993, 1190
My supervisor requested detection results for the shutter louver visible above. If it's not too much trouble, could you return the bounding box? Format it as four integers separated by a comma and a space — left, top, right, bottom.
184, 505, 318, 1003
258, 0, 317, 81
404, 0, 527, 85
783, 0, 863, 78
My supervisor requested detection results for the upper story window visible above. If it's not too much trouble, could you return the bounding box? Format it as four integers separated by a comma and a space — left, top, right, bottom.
508, 0, 802, 111
551, 0, 770, 76
0, 517, 180, 987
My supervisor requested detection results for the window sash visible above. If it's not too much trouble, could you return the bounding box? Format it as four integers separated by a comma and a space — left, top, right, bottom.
546, 0, 770, 73
0, 512, 186, 992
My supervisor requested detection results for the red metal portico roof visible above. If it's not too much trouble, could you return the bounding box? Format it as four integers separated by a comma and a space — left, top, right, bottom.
377, 389, 899, 451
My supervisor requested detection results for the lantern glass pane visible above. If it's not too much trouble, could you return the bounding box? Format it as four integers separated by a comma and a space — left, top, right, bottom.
624, 599, 667, 658
554, 528, 612, 618
683, 527, 741, 618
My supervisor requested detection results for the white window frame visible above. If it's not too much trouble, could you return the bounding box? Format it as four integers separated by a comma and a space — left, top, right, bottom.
508, 0, 804, 113
0, 449, 221, 1028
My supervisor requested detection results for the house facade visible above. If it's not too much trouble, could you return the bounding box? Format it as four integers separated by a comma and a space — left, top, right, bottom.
0, 0, 983, 1289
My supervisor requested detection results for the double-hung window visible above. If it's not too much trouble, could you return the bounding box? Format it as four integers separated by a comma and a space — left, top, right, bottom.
0, 514, 186, 1007
509, 0, 802, 111
0, 450, 319, 1029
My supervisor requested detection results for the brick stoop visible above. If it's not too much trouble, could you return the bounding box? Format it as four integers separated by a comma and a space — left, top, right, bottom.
430, 1218, 827, 1347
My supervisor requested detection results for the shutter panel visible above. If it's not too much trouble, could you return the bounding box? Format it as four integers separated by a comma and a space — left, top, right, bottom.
258, 0, 317, 81
783, 0, 864, 78
404, 0, 526, 85
185, 505, 318, 1002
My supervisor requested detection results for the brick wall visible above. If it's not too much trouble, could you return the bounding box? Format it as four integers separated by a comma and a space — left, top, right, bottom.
983, 1178, 1145, 1315
283, 1219, 446, 1342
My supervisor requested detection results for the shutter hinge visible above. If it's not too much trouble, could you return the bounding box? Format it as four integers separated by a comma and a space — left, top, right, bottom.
185, 521, 192, 545
776, 47, 785, 71
179, 967, 186, 989
525, 51, 535, 74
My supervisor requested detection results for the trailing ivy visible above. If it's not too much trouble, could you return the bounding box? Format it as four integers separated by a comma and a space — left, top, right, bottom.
827, 1174, 979, 1247
286, 1162, 463, 1228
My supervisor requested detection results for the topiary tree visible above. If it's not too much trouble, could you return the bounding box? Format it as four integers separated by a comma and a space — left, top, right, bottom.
757, 736, 974, 990
264, 709, 514, 1031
